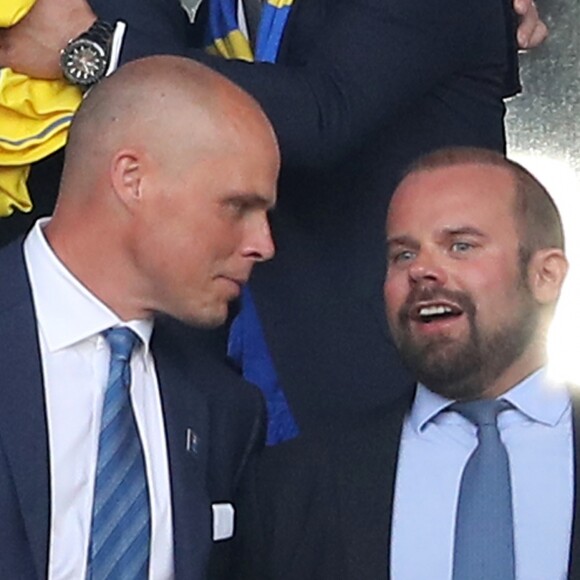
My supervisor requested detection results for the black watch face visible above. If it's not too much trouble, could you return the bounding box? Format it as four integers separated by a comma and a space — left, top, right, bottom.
61, 40, 108, 86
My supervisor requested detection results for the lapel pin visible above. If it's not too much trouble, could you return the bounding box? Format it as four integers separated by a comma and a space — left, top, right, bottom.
186, 428, 200, 455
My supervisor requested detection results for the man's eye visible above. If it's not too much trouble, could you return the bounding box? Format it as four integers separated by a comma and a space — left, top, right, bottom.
228, 200, 248, 214
391, 250, 415, 264
450, 241, 473, 253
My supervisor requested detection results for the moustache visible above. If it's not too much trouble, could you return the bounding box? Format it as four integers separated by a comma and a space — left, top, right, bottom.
397, 286, 476, 324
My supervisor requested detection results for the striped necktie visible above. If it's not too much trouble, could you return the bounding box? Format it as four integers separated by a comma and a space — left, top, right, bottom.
88, 327, 151, 579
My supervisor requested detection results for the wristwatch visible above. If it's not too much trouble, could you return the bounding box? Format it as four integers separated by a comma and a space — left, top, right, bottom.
60, 19, 115, 89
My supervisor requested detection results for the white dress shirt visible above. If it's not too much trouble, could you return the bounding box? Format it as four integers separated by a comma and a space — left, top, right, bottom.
24, 219, 174, 580
391, 368, 574, 580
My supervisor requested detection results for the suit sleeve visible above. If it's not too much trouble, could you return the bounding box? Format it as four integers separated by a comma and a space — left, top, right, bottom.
91, 0, 515, 168
228, 433, 270, 579
208, 391, 269, 580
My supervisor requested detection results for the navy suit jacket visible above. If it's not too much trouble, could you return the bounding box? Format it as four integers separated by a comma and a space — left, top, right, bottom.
252, 390, 580, 579
14, 0, 521, 437
0, 240, 265, 579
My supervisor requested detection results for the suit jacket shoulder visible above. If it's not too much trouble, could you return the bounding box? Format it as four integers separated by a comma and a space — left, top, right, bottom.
0, 239, 51, 579
252, 391, 412, 580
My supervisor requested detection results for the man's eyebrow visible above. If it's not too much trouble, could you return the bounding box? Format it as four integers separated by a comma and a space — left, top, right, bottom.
386, 227, 488, 248
226, 192, 276, 210
386, 235, 419, 250
441, 226, 487, 238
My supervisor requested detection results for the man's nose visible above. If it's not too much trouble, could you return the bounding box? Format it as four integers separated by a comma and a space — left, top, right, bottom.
408, 250, 447, 286
243, 216, 275, 262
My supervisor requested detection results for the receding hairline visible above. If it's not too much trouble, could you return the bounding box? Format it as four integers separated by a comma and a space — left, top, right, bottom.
394, 146, 565, 253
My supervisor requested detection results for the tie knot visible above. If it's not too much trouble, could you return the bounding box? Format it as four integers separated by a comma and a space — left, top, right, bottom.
103, 327, 139, 362
451, 399, 510, 427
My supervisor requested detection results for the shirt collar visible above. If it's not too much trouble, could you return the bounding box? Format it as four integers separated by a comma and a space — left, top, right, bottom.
501, 367, 570, 426
409, 384, 453, 433
23, 218, 153, 353
409, 367, 570, 433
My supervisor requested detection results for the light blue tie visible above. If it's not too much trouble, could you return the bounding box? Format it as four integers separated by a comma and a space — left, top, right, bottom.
452, 399, 515, 580
88, 327, 151, 580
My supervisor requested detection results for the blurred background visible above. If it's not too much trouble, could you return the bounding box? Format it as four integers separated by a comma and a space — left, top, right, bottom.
506, 0, 579, 384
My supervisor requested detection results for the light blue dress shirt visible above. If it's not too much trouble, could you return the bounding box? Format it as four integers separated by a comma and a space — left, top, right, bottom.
391, 368, 573, 580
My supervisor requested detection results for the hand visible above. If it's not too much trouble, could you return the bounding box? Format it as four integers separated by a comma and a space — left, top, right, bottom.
514, 0, 548, 49
0, 0, 97, 79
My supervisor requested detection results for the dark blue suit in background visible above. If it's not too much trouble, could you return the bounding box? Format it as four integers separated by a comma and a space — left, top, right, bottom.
0, 240, 264, 579
26, 0, 521, 437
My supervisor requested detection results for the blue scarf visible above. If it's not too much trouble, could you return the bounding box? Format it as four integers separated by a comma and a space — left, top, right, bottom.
206, 0, 299, 445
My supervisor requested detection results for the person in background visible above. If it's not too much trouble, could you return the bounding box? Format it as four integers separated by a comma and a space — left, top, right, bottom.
0, 55, 279, 579
0, 0, 548, 445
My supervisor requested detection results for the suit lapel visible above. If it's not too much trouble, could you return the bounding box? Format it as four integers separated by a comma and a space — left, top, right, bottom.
335, 395, 410, 580
567, 387, 580, 580
153, 326, 212, 580
0, 242, 50, 579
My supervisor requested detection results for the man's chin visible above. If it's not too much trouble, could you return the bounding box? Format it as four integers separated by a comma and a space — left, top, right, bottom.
191, 312, 228, 330
399, 337, 477, 389
175, 303, 229, 329
403, 333, 463, 363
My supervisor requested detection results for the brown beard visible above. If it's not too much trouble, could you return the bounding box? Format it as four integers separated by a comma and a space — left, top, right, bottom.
391, 284, 540, 400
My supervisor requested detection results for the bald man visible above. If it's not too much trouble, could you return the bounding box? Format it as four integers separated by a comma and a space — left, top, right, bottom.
0, 55, 279, 579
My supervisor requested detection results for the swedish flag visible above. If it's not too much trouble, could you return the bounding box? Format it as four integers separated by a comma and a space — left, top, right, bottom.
206, 0, 294, 64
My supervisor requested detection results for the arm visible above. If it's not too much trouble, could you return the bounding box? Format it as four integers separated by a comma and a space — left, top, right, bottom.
95, 0, 517, 168
0, 0, 96, 78
0, 0, 543, 167
186, 0, 515, 167
0, 0, 546, 72
224, 418, 269, 580
99, 0, 533, 168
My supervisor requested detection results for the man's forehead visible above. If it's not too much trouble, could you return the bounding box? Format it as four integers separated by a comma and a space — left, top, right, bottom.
388, 164, 516, 224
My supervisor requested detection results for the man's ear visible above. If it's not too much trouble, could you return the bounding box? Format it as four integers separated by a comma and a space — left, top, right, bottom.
527, 248, 569, 304
110, 149, 143, 209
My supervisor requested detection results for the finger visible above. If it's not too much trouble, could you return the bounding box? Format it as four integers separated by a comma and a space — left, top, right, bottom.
513, 0, 533, 16
517, 18, 548, 49
524, 21, 549, 49
515, 0, 548, 49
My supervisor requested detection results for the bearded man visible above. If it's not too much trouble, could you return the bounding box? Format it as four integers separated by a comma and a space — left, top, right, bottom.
248, 147, 577, 580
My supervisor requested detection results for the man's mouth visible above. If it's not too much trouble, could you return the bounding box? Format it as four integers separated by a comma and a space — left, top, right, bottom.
218, 273, 249, 287
410, 301, 464, 324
